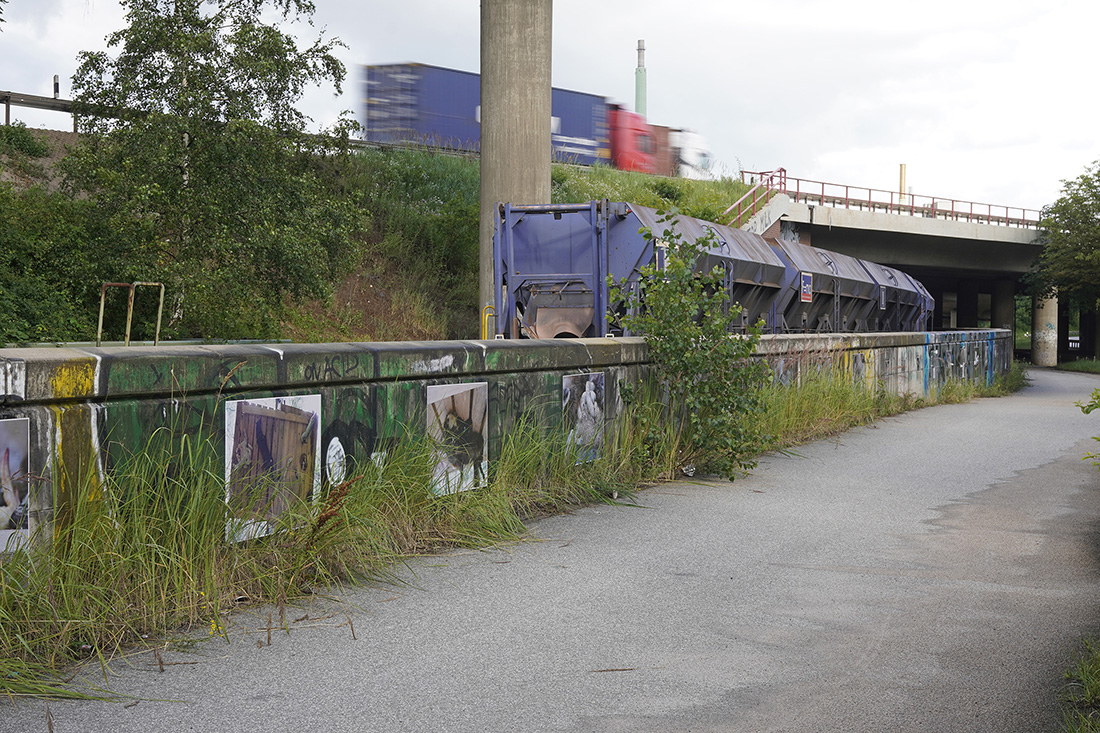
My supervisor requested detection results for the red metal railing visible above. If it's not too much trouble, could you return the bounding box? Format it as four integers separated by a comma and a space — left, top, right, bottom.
723, 168, 788, 228
725, 168, 1042, 230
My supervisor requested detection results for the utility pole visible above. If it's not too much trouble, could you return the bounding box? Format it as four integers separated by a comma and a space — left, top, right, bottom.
479, 0, 553, 338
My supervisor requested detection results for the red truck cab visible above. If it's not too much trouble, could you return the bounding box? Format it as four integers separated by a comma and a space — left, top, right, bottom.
607, 105, 656, 174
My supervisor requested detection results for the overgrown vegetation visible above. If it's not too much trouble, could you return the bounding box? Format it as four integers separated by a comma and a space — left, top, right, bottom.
1063, 640, 1100, 731
60, 0, 363, 340
1, 135, 752, 344
611, 210, 769, 479
760, 358, 1029, 448
1058, 359, 1100, 375
0, 356, 1029, 699
551, 163, 750, 222
0, 392, 665, 698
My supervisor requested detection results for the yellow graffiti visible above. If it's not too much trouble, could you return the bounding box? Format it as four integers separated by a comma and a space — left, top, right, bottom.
48, 403, 103, 538
50, 361, 97, 399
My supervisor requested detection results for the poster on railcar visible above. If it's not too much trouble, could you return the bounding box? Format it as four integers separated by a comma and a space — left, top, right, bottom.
0, 418, 30, 551
224, 395, 321, 542
562, 372, 605, 463
800, 272, 813, 303
426, 382, 488, 495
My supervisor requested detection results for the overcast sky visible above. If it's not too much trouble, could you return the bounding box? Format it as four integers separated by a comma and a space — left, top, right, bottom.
3, 0, 1097, 210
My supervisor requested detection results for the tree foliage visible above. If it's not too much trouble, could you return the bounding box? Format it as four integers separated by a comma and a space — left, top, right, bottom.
610, 211, 769, 479
0, 183, 135, 343
1030, 161, 1100, 310
64, 0, 365, 338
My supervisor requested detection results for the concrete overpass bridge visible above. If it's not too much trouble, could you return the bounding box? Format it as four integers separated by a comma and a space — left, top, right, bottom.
725, 169, 1067, 364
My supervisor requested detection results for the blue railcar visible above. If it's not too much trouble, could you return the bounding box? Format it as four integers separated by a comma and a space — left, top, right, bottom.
492, 200, 934, 339
363, 63, 608, 165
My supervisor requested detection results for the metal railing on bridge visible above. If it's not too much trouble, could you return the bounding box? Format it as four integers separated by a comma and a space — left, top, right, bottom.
723, 168, 1043, 231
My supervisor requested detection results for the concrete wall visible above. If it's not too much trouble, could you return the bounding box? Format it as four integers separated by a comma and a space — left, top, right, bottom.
0, 330, 1010, 544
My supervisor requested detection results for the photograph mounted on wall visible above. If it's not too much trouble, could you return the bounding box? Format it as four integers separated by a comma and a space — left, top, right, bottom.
0, 418, 30, 551
562, 372, 605, 462
426, 382, 488, 495
224, 395, 322, 542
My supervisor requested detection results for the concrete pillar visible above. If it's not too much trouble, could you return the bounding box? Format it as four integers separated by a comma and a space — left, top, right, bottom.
479, 0, 553, 338
991, 280, 1015, 331
1058, 299, 1071, 362
1032, 294, 1058, 367
956, 283, 980, 329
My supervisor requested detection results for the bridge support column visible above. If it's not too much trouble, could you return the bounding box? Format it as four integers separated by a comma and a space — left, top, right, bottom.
957, 283, 980, 329
1032, 295, 1058, 367
992, 280, 1015, 331
479, 0, 553, 338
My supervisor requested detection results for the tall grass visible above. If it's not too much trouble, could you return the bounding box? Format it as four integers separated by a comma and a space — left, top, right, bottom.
759, 358, 1030, 448
0, 360, 1027, 698
0, 393, 672, 697
1063, 640, 1100, 731
759, 369, 921, 448
1058, 359, 1100, 375
550, 164, 752, 223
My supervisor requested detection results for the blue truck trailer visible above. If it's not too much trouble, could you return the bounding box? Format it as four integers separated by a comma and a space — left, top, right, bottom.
363, 63, 609, 165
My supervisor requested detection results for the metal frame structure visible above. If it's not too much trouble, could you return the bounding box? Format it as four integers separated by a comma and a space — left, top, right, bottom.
96, 282, 165, 346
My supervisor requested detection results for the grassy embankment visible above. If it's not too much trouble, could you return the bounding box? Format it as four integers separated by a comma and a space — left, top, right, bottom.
281, 150, 754, 341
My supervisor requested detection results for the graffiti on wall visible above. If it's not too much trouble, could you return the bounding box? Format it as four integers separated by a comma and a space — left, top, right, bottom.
224, 395, 321, 542
320, 386, 376, 488
0, 332, 1011, 549
426, 382, 487, 495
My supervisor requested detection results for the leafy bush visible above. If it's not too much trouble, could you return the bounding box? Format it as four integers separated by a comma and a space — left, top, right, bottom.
0, 122, 49, 158
610, 209, 769, 478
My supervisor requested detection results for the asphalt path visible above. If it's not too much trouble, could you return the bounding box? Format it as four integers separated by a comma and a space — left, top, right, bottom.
6, 368, 1100, 732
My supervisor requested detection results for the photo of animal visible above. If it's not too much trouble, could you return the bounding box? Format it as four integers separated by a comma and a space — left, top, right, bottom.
426, 383, 488, 495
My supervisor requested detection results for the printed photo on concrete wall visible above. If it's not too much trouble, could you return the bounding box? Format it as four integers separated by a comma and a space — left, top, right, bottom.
0, 418, 30, 550
426, 382, 488, 495
224, 395, 321, 542
562, 372, 605, 462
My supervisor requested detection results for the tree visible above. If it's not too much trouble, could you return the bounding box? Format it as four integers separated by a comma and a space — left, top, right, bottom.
1029, 161, 1100, 311
610, 211, 769, 479
63, 0, 365, 338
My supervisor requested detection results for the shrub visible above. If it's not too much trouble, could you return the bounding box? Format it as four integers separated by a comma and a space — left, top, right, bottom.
610, 209, 769, 478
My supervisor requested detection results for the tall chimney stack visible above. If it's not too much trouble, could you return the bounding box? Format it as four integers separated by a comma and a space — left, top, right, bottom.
635, 40, 647, 118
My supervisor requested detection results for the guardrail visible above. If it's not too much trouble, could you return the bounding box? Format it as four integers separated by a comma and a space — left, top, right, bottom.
731, 168, 1042, 230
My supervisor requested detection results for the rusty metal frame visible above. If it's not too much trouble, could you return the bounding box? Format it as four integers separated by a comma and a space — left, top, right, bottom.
96, 282, 165, 346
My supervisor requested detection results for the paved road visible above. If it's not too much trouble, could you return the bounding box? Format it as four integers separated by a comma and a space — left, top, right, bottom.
6, 368, 1100, 732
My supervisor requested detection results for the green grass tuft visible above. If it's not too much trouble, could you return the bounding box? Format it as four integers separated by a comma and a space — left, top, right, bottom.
1063, 639, 1100, 731
1059, 359, 1100, 375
